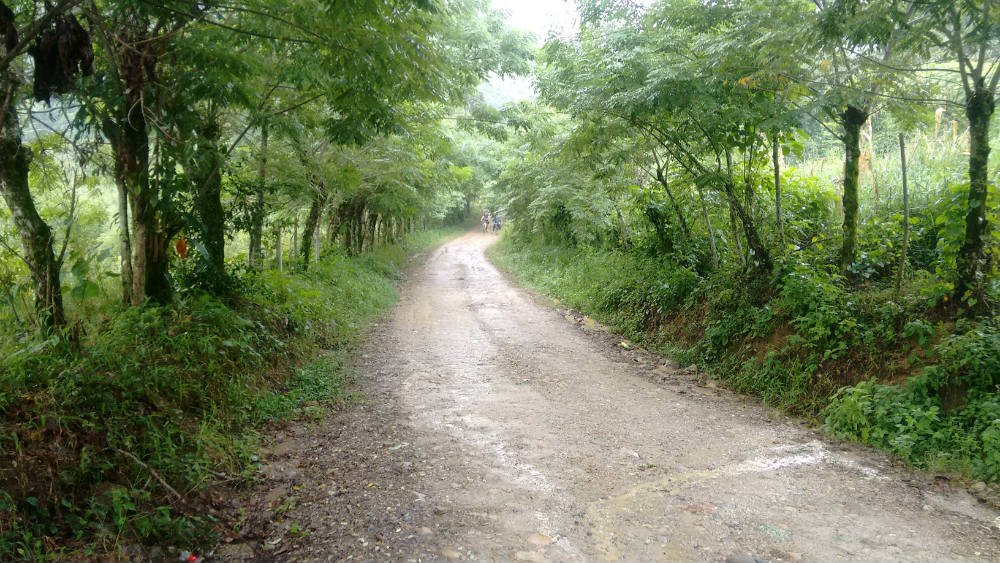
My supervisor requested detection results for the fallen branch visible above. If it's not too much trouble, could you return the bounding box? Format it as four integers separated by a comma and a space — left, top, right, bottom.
114, 447, 182, 501
205, 467, 231, 479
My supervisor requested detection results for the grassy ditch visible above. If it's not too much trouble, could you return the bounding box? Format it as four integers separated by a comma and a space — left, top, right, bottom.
0, 227, 460, 561
489, 238, 1000, 484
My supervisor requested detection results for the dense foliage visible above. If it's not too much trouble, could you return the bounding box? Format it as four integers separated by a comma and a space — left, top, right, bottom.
487, 0, 1000, 483
0, 227, 461, 559
0, 0, 528, 557
3, 0, 1000, 556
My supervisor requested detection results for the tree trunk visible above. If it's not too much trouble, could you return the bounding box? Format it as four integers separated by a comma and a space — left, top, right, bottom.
115, 178, 133, 304
300, 185, 327, 269
103, 27, 173, 306
314, 216, 322, 263
723, 150, 770, 275
326, 204, 337, 243
1, 65, 66, 328
838, 105, 868, 275
192, 111, 225, 278
292, 219, 298, 267
954, 81, 994, 309
368, 213, 378, 251
697, 185, 719, 270
724, 179, 772, 276
249, 122, 268, 269
352, 205, 365, 254
276, 227, 283, 272
728, 199, 745, 267
340, 206, 352, 254
615, 203, 630, 248
895, 133, 909, 296
130, 192, 172, 305
772, 130, 784, 248
109, 120, 170, 306
0, 121, 65, 328
654, 163, 689, 241
644, 204, 674, 253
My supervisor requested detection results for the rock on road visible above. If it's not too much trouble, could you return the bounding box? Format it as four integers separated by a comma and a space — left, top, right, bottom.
242, 232, 1000, 563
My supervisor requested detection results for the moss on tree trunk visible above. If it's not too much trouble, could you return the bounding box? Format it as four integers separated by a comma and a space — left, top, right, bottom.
838, 105, 868, 275
300, 184, 328, 269
0, 136, 65, 328
954, 81, 994, 311
193, 113, 226, 281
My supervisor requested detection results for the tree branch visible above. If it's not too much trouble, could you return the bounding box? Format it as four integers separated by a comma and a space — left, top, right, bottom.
114, 447, 182, 501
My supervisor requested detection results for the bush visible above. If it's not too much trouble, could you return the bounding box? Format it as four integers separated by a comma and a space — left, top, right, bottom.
824, 320, 1000, 481
0, 226, 461, 560
494, 234, 1000, 481
0, 299, 267, 559
490, 240, 704, 337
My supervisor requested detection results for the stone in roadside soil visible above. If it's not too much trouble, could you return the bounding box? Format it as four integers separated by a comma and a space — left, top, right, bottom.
726, 553, 768, 563
514, 550, 550, 562
526, 532, 554, 546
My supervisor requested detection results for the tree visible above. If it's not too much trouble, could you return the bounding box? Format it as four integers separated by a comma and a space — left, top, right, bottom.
907, 0, 1000, 309
83, 1, 190, 305
822, 0, 998, 308
0, 0, 88, 327
811, 0, 909, 274
161, 23, 254, 287
539, 0, 785, 275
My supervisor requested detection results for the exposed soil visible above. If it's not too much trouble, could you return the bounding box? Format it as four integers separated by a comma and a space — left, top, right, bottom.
217, 231, 1000, 563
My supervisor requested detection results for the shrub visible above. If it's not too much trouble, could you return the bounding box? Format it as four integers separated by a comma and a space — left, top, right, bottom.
824, 320, 1000, 481
0, 226, 461, 559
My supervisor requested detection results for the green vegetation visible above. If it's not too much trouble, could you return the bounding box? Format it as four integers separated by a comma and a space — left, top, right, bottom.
486, 0, 1000, 484
492, 235, 1000, 481
3, 0, 1000, 556
0, 225, 460, 560
0, 0, 521, 557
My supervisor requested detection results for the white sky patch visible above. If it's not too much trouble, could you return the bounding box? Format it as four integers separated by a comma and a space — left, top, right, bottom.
480, 0, 579, 104
483, 74, 536, 104
491, 0, 579, 40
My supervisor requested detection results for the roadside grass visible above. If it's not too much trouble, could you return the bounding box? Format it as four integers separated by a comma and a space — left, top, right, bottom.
489, 236, 1000, 485
0, 226, 462, 561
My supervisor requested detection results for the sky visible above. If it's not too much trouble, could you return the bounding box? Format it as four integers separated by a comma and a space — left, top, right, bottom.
481, 0, 579, 103
491, 0, 578, 40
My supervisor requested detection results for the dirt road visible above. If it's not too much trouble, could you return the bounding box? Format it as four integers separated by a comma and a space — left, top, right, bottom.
234, 232, 1000, 563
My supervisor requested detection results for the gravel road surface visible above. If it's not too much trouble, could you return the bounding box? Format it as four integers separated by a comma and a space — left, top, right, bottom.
224, 231, 1000, 563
